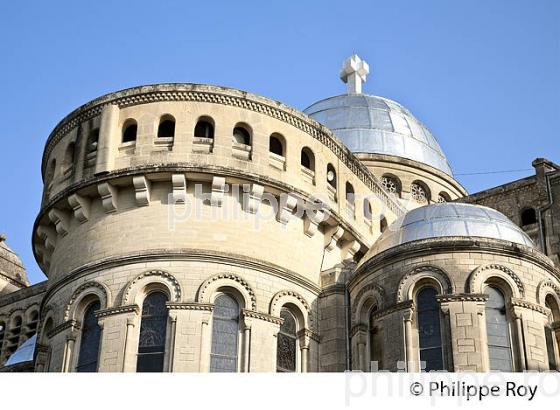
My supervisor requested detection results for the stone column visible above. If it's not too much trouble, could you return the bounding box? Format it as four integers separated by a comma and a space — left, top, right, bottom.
297, 329, 313, 373
167, 314, 178, 372
552, 321, 560, 370
62, 334, 77, 372
403, 307, 416, 372
242, 320, 252, 373
122, 317, 136, 372
95, 104, 120, 175
509, 304, 528, 371
199, 312, 212, 372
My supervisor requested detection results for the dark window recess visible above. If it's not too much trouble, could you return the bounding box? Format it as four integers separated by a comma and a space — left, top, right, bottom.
417, 287, 444, 372
521, 208, 537, 226
88, 129, 100, 153
210, 294, 239, 372
269, 136, 284, 156
158, 119, 175, 138
485, 286, 513, 371
122, 124, 137, 143
233, 127, 250, 145
137, 292, 168, 372
194, 121, 214, 139
76, 301, 102, 372
276, 309, 297, 372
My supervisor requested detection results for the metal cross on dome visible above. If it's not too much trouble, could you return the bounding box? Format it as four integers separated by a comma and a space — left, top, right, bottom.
340, 54, 369, 94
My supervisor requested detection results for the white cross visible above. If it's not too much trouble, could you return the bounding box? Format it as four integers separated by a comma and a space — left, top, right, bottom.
340, 54, 369, 94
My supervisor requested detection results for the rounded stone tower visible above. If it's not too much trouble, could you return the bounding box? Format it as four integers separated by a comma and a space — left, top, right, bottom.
350, 203, 560, 372
31, 83, 404, 372
0, 234, 29, 296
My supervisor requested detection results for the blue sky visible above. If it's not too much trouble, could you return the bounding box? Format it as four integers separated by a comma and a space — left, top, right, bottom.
0, 0, 558, 284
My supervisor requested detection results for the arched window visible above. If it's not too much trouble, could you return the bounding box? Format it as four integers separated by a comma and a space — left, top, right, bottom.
87, 129, 99, 154
485, 286, 513, 371
437, 192, 450, 203
363, 199, 372, 222
157, 115, 175, 139
210, 294, 240, 372
122, 120, 138, 143
327, 164, 337, 189
380, 216, 388, 233
6, 316, 23, 357
369, 306, 381, 370
346, 182, 355, 204
416, 287, 444, 371
137, 292, 169, 372
545, 295, 560, 370
411, 181, 430, 203
277, 308, 297, 372
26, 310, 39, 339
521, 208, 537, 226
301, 147, 315, 171
46, 159, 56, 185
233, 125, 251, 145
64, 142, 76, 173
269, 134, 285, 157
381, 175, 401, 197
194, 118, 214, 139
76, 301, 101, 372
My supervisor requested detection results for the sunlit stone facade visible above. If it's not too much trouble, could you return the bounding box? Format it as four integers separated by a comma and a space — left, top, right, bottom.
1, 56, 559, 372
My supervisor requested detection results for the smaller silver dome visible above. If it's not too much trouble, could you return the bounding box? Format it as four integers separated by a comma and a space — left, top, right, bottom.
4, 334, 36, 366
364, 203, 534, 260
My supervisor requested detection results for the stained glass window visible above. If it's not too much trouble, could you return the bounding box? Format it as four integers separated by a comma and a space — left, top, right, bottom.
411, 183, 428, 203
137, 292, 168, 372
277, 308, 297, 372
369, 306, 380, 370
545, 296, 559, 370
417, 287, 444, 371
76, 301, 101, 372
485, 286, 513, 371
381, 176, 399, 196
210, 294, 240, 372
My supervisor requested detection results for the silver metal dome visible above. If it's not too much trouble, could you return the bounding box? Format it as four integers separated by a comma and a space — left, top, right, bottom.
304, 93, 453, 175
4, 334, 36, 366
364, 203, 534, 259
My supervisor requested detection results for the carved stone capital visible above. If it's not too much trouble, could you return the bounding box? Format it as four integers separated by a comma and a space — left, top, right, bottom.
166, 302, 213, 311
95, 304, 139, 319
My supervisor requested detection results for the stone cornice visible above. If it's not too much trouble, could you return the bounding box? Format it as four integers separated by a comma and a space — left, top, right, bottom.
351, 236, 559, 288
319, 284, 346, 298
95, 304, 139, 319
509, 298, 549, 316
39, 248, 321, 311
370, 300, 414, 321
166, 302, 213, 312
33, 166, 375, 273
40, 83, 404, 217
436, 294, 488, 303
47, 319, 79, 338
296, 328, 321, 342
350, 323, 368, 337
242, 309, 283, 325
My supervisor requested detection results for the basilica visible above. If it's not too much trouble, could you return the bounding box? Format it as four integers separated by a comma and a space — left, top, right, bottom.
0, 55, 559, 372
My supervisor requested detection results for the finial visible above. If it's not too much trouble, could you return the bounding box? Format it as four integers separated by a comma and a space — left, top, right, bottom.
340, 54, 369, 94
0, 233, 5, 242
